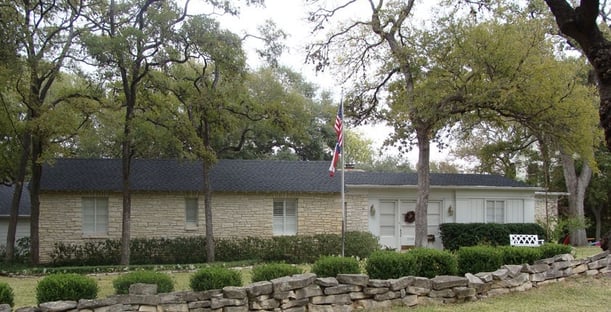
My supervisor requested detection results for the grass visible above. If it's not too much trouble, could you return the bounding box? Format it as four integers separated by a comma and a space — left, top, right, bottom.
0, 247, 606, 310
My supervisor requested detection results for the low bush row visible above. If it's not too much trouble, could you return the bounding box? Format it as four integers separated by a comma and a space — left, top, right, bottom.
49, 231, 380, 266
0, 243, 572, 307
440, 223, 546, 251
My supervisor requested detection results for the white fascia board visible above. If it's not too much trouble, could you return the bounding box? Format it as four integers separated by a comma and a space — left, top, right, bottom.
347, 184, 543, 192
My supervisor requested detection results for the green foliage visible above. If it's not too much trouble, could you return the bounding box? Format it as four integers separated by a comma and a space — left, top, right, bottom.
457, 246, 504, 275
190, 266, 242, 291
499, 246, 542, 265
539, 243, 573, 259
35, 273, 98, 304
251, 263, 303, 282
407, 248, 458, 278
440, 223, 546, 251
365, 250, 417, 279
344, 231, 380, 259
112, 271, 174, 295
311, 256, 361, 277
50, 232, 379, 266
0, 282, 14, 307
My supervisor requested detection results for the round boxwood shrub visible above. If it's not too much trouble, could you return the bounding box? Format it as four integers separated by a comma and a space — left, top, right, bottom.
539, 243, 572, 259
36, 273, 98, 304
112, 270, 174, 294
0, 282, 14, 307
407, 248, 458, 278
457, 246, 504, 275
366, 250, 417, 279
251, 263, 303, 282
311, 256, 360, 277
190, 266, 242, 291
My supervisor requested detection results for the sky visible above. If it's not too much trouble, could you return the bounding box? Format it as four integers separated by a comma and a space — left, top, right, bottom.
189, 0, 448, 165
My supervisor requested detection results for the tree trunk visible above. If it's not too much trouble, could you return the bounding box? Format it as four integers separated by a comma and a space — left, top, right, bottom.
545, 0, 611, 150
29, 135, 42, 265
560, 153, 592, 246
415, 127, 430, 247
591, 203, 603, 240
120, 104, 133, 265
203, 161, 214, 262
5, 131, 31, 262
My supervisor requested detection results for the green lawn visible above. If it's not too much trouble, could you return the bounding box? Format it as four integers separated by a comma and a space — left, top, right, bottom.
0, 246, 606, 310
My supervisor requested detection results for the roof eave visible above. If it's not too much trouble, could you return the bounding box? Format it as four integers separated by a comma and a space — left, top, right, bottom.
347, 184, 542, 191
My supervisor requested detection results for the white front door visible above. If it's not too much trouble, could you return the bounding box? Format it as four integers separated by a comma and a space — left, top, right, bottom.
378, 200, 398, 249
374, 199, 444, 250
427, 201, 442, 249
400, 201, 416, 247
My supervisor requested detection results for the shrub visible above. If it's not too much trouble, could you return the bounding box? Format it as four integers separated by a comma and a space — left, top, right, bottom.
344, 231, 380, 259
0, 282, 14, 307
112, 271, 174, 294
407, 248, 458, 278
36, 273, 98, 304
457, 246, 504, 275
440, 223, 546, 251
311, 256, 361, 277
190, 266, 242, 291
499, 246, 542, 265
251, 263, 302, 282
366, 250, 417, 279
539, 243, 573, 259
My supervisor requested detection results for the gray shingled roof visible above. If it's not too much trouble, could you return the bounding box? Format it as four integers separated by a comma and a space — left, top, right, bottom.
40, 159, 342, 193
39, 159, 534, 193
0, 185, 31, 216
347, 171, 532, 188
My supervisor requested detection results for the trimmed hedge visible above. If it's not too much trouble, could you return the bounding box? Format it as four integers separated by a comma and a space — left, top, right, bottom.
311, 256, 361, 277
440, 223, 546, 251
112, 270, 174, 294
190, 266, 242, 291
457, 246, 504, 275
0, 282, 14, 307
50, 231, 380, 266
251, 263, 303, 282
35, 273, 98, 304
366, 250, 417, 279
407, 248, 458, 278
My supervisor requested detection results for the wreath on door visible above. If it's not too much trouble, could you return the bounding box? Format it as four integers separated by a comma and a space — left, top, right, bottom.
404, 211, 415, 223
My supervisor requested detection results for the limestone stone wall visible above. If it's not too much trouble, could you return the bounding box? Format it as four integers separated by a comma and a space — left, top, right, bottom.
345, 194, 368, 232
534, 193, 560, 225
6, 251, 609, 312
38, 192, 342, 263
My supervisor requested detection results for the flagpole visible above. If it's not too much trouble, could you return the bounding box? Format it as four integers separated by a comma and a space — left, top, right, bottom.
340, 100, 345, 258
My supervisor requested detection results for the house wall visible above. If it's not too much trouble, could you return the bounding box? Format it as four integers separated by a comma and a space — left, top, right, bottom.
454, 189, 536, 223
0, 217, 30, 246
38, 192, 340, 263
534, 194, 559, 224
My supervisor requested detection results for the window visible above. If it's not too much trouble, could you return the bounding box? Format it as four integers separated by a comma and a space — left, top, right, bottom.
486, 200, 505, 223
273, 199, 297, 235
82, 197, 108, 235
185, 198, 199, 228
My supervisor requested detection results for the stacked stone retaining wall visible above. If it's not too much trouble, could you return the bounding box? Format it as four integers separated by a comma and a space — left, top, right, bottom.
2, 251, 609, 312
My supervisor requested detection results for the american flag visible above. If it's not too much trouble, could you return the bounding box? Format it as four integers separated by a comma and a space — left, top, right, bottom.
329, 103, 343, 177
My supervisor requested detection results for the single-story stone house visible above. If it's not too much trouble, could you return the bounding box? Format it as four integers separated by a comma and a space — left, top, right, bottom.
0, 185, 30, 246
35, 158, 555, 263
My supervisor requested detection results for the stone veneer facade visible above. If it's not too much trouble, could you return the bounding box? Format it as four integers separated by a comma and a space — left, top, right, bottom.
38, 192, 346, 264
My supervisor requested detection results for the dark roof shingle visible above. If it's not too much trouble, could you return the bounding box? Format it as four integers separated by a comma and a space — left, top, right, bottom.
346, 171, 532, 188
40, 159, 342, 193
39, 159, 534, 193
0, 185, 31, 216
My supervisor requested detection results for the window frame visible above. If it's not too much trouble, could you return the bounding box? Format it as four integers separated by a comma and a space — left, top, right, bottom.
82, 197, 109, 236
485, 200, 505, 224
273, 198, 297, 236
185, 197, 199, 229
